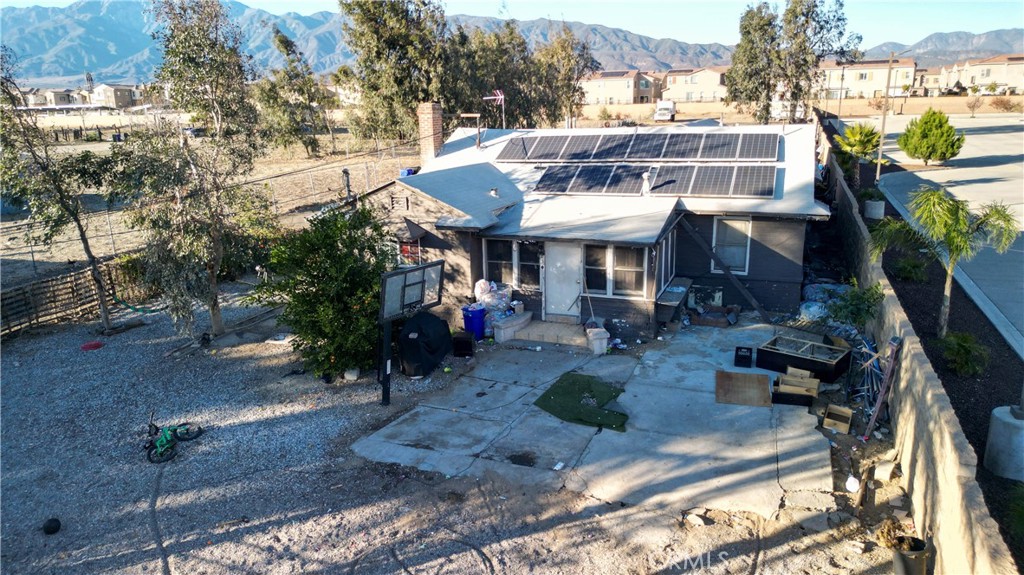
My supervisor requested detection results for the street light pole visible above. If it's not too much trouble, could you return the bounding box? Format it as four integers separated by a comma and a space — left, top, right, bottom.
875, 50, 911, 184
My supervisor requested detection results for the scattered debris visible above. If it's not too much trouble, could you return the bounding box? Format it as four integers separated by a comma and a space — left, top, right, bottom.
684, 513, 711, 527
874, 461, 896, 482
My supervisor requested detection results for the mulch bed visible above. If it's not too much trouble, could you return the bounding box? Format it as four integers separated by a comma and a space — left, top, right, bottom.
878, 204, 1023, 568
820, 123, 1023, 565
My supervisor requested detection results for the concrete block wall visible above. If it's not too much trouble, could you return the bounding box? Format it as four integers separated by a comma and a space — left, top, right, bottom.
820, 127, 1019, 574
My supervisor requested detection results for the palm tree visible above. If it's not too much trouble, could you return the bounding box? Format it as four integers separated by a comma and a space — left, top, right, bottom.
870, 186, 1018, 338
833, 122, 881, 191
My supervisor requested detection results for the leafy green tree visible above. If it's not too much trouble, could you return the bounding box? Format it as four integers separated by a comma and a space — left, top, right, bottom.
833, 122, 881, 190
725, 3, 780, 124
778, 0, 861, 122
110, 0, 274, 336
985, 81, 999, 94
870, 187, 1018, 338
254, 26, 335, 157
340, 0, 447, 141
534, 24, 601, 128
249, 207, 395, 376
897, 108, 965, 165
0, 46, 115, 331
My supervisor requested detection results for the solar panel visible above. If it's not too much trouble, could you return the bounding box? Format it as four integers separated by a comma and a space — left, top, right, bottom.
732, 166, 777, 197
662, 133, 703, 160
690, 166, 735, 196
737, 133, 779, 160
591, 134, 633, 160
534, 165, 578, 193
699, 134, 740, 160
560, 135, 599, 160
604, 165, 649, 195
568, 165, 614, 194
627, 134, 668, 159
650, 165, 696, 195
495, 136, 536, 161
527, 136, 570, 160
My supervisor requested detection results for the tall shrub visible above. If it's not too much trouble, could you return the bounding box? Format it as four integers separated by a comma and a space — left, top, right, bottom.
897, 108, 965, 165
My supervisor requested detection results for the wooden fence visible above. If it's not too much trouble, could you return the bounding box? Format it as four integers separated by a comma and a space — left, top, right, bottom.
0, 260, 151, 338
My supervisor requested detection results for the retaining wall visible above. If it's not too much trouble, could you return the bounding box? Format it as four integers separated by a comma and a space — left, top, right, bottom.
820, 127, 1018, 574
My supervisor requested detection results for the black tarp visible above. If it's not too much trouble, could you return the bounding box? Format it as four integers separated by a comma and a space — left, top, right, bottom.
398, 312, 453, 377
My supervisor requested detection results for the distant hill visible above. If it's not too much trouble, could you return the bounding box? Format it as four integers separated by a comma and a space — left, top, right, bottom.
1, 0, 1020, 86
863, 29, 1023, 68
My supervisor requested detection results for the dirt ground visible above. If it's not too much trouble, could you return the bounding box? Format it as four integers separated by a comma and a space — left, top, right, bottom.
0, 130, 419, 289
0, 279, 912, 574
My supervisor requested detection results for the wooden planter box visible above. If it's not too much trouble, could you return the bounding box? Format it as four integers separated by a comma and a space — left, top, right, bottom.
756, 335, 851, 383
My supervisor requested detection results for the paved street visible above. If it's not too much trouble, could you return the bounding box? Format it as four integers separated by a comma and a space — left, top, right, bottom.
861, 113, 1024, 358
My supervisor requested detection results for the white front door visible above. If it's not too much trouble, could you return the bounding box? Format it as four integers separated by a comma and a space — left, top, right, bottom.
543, 242, 582, 323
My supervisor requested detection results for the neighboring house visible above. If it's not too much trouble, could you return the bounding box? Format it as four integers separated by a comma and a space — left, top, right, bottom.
662, 67, 729, 103
18, 88, 47, 106
361, 103, 827, 337
325, 83, 361, 106
914, 68, 941, 96
90, 83, 138, 108
581, 70, 641, 105
636, 71, 664, 104
938, 61, 969, 91
965, 54, 1024, 94
44, 89, 78, 106
818, 58, 917, 99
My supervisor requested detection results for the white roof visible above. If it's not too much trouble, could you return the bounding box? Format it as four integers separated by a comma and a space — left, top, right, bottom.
485, 195, 678, 245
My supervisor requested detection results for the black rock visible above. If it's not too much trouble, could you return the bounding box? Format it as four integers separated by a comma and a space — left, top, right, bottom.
42, 518, 60, 535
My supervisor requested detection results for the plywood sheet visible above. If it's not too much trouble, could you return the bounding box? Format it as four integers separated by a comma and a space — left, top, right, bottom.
715, 371, 772, 407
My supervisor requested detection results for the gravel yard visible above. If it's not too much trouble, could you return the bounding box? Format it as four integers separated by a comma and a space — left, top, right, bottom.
2, 283, 898, 575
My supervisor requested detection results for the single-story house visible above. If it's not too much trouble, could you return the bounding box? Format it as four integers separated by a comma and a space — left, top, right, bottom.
362, 103, 828, 337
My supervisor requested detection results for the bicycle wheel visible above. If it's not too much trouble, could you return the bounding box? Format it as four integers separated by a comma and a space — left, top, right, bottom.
172, 423, 203, 441
147, 445, 177, 463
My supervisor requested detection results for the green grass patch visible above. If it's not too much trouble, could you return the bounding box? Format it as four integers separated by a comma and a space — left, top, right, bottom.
534, 372, 628, 432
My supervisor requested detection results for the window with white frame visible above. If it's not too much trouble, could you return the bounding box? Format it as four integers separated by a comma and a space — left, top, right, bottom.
584, 244, 647, 298
981, 68, 991, 78
485, 239, 543, 291
711, 217, 751, 275
857, 72, 868, 81
658, 232, 676, 291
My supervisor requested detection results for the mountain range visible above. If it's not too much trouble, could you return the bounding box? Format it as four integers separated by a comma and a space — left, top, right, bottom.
2, 0, 1021, 87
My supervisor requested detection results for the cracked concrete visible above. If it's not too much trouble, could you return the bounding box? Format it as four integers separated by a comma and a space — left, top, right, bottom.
353, 316, 834, 519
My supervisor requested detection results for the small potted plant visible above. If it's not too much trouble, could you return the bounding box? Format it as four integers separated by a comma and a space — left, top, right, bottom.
877, 518, 934, 575
859, 187, 886, 220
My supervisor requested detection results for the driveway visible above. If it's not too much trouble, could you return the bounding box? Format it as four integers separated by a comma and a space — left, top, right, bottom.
354, 319, 833, 520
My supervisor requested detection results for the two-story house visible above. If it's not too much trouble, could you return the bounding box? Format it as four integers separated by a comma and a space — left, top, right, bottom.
913, 67, 942, 96
818, 58, 917, 100
581, 70, 641, 105
661, 67, 729, 103
966, 54, 1024, 94
90, 84, 139, 108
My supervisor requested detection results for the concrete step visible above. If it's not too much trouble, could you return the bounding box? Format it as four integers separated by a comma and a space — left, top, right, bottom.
512, 320, 588, 347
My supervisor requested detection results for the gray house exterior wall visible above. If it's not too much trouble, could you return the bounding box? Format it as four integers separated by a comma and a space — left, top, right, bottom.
675, 214, 805, 312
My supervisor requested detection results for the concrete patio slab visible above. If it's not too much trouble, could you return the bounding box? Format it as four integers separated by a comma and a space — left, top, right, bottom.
479, 408, 597, 472
421, 375, 540, 423
355, 317, 836, 520
465, 347, 590, 387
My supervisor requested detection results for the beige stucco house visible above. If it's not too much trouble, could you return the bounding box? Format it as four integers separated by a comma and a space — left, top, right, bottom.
661, 67, 729, 103
818, 58, 917, 100
581, 70, 642, 105
959, 54, 1024, 94
90, 84, 139, 108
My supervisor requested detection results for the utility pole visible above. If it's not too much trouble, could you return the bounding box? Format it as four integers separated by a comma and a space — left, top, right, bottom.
876, 50, 911, 183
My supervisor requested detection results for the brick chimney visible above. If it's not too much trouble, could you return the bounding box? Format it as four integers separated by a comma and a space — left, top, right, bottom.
417, 102, 443, 167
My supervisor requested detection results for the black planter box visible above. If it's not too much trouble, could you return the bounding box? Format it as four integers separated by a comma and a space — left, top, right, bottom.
756, 335, 851, 383
453, 332, 475, 358
734, 346, 753, 368
771, 389, 814, 407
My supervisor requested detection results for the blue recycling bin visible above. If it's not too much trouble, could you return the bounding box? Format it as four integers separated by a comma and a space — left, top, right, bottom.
462, 305, 486, 341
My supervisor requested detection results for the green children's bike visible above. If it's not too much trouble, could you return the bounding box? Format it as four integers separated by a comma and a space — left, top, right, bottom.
144, 412, 203, 463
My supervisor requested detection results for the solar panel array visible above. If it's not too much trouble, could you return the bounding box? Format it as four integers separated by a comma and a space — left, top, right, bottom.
497, 132, 779, 162
534, 164, 777, 198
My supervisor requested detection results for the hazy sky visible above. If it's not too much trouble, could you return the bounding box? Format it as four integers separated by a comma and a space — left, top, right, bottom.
4, 0, 1023, 48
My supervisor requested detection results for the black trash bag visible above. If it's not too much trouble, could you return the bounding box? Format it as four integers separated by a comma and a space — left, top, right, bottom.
398, 312, 453, 377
